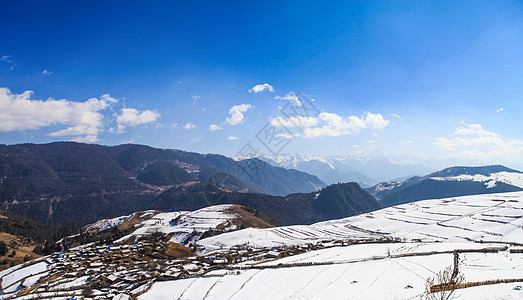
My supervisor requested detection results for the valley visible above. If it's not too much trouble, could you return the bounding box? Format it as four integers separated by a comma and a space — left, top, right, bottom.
1, 192, 523, 299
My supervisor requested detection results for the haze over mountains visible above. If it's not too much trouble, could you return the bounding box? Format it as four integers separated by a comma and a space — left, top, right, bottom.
258, 150, 483, 187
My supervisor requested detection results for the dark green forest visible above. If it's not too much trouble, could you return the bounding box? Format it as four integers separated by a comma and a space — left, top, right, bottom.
0, 142, 381, 232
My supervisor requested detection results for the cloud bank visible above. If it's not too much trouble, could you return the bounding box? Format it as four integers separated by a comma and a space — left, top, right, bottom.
270, 112, 389, 138
0, 88, 159, 142
434, 123, 523, 160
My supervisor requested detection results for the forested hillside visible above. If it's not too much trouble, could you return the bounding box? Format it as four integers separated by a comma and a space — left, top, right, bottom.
0, 142, 326, 225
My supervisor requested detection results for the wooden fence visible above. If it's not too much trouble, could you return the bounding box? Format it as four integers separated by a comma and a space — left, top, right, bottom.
430, 278, 523, 293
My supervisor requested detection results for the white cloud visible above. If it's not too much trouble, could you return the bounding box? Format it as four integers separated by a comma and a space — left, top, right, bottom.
274, 92, 301, 105
362, 113, 390, 130
170, 122, 178, 128
497, 107, 504, 113
389, 113, 403, 121
0, 88, 162, 142
0, 88, 118, 142
209, 124, 222, 131
225, 104, 253, 125
1, 56, 15, 70
42, 69, 53, 75
115, 107, 160, 132
249, 83, 274, 93
192, 95, 200, 104
368, 139, 375, 143
454, 123, 499, 137
277, 133, 295, 140
71, 135, 99, 143
269, 111, 389, 138
435, 135, 504, 151
434, 123, 523, 159
183, 122, 196, 129
270, 116, 319, 128
311, 112, 386, 138
228, 136, 238, 140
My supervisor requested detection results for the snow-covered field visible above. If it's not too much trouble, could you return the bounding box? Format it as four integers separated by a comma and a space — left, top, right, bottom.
136, 191, 523, 299
0, 260, 48, 294
3, 192, 523, 299
199, 191, 523, 252
139, 243, 523, 300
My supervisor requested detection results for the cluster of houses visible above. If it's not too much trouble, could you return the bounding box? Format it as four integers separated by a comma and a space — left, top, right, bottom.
2, 240, 190, 299
1, 234, 374, 299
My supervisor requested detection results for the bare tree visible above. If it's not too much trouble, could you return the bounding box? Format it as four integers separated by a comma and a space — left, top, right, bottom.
423, 252, 465, 300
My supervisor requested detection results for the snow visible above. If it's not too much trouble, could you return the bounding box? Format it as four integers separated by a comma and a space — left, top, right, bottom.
0, 257, 47, 278
50, 276, 89, 291
137, 191, 523, 299
139, 243, 523, 300
113, 204, 241, 243
22, 271, 49, 288
198, 224, 375, 253
430, 171, 523, 189
1, 261, 48, 292
259, 154, 337, 170
372, 181, 403, 193
85, 213, 135, 231
198, 192, 523, 252
257, 242, 502, 267
8, 191, 523, 299
113, 294, 131, 300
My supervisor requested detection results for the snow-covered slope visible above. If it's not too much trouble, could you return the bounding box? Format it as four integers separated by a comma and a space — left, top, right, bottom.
137, 191, 523, 300
198, 191, 523, 252
430, 171, 523, 189
118, 206, 237, 244
85, 204, 272, 246
85, 213, 136, 232
4, 192, 523, 299
369, 166, 523, 207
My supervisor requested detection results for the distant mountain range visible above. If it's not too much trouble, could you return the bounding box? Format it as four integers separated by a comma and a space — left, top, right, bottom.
0, 143, 393, 227
367, 165, 523, 207
256, 151, 437, 187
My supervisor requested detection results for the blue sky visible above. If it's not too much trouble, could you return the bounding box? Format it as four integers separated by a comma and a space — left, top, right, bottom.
1, 1, 522, 169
